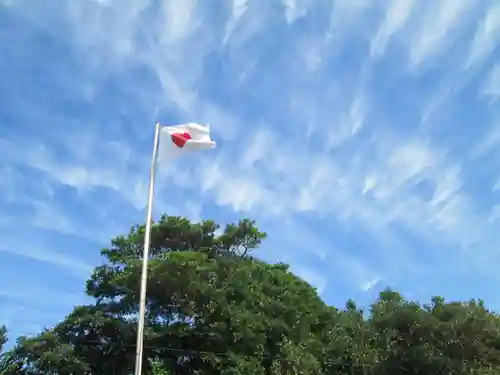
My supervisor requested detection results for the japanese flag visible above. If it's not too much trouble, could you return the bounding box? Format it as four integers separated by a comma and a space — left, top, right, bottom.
159, 123, 216, 159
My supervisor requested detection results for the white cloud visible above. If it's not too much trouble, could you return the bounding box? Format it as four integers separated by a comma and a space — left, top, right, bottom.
332, 247, 381, 292
370, 0, 416, 58
0, 237, 92, 276
223, 0, 249, 44
282, 0, 313, 24
481, 63, 500, 101
464, 2, 500, 69
0, 134, 148, 210
3, 0, 500, 327
408, 0, 473, 69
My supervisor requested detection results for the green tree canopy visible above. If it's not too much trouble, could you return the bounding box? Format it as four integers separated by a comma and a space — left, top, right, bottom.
0, 325, 7, 353
3, 215, 500, 375
1, 216, 334, 374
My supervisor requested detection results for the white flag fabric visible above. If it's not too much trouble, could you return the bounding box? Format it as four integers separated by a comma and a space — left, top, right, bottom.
159, 123, 216, 159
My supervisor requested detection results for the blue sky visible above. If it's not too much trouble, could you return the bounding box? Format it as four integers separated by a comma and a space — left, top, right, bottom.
1, 0, 500, 345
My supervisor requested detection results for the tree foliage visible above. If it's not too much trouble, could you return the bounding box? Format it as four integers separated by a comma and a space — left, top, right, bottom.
2, 215, 500, 374
0, 325, 7, 354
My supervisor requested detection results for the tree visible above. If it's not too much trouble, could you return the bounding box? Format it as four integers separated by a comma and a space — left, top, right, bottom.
5, 214, 500, 374
2, 215, 329, 374
0, 324, 9, 372
366, 289, 500, 375
0, 325, 7, 353
150, 359, 172, 375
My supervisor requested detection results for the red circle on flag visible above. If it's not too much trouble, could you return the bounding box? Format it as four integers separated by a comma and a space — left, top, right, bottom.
171, 132, 192, 148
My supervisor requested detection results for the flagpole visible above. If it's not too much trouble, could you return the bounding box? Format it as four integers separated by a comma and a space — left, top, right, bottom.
134, 122, 161, 375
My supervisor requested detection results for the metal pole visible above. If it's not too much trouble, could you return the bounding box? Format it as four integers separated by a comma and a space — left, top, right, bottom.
134, 122, 161, 375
